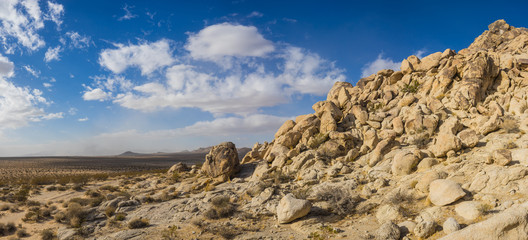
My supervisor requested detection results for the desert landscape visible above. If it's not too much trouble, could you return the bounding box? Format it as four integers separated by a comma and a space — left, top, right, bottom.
2, 19, 528, 240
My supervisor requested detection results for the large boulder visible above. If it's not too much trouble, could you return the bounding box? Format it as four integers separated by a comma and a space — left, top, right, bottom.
440, 202, 528, 240
429, 179, 466, 206
375, 222, 401, 240
201, 142, 240, 182
392, 150, 419, 176
277, 194, 311, 224
430, 133, 462, 157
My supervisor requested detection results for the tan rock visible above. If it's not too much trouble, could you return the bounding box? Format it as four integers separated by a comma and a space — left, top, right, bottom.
392, 116, 404, 135
352, 105, 368, 125
401, 59, 414, 74
399, 94, 416, 107
376, 204, 401, 223
275, 120, 296, 138
479, 114, 502, 135
392, 150, 419, 176
415, 171, 446, 193
443, 217, 460, 235
430, 133, 462, 157
277, 194, 311, 224
457, 129, 479, 148
492, 149, 512, 166
429, 179, 466, 206
389, 71, 404, 84
201, 142, 240, 181
455, 201, 483, 221
276, 131, 302, 148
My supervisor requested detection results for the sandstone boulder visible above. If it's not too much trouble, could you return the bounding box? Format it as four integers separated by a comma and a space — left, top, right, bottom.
392, 150, 419, 176
443, 217, 460, 234
492, 149, 512, 166
375, 222, 400, 240
167, 162, 188, 176
455, 201, 483, 221
277, 194, 311, 224
201, 142, 240, 181
457, 129, 479, 148
439, 202, 528, 240
429, 179, 466, 206
430, 133, 462, 157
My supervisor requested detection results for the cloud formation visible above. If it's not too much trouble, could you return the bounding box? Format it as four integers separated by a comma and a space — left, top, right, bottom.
99, 39, 175, 75
361, 54, 401, 77
0, 0, 64, 51
185, 23, 275, 63
44, 45, 61, 62
86, 23, 345, 116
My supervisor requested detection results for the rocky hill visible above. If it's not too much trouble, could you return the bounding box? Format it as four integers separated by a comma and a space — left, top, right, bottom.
4, 19, 528, 240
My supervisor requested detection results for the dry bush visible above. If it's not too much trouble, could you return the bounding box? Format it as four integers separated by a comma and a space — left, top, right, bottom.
66, 202, 88, 228
314, 187, 362, 216
99, 185, 119, 192
501, 117, 520, 133
115, 213, 126, 221
128, 218, 149, 229
16, 228, 29, 238
40, 228, 56, 240
0, 204, 9, 211
0, 222, 17, 236
105, 206, 116, 217
204, 195, 236, 219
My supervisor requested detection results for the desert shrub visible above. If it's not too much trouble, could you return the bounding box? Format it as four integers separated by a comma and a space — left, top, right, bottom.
71, 184, 83, 191
115, 213, 126, 221
68, 198, 91, 207
46, 185, 57, 191
501, 117, 520, 133
308, 132, 329, 149
161, 225, 179, 240
0, 222, 17, 236
26, 200, 41, 207
401, 80, 420, 93
16, 228, 29, 237
53, 211, 66, 223
85, 190, 101, 198
57, 186, 68, 191
105, 206, 116, 217
66, 202, 87, 227
315, 187, 362, 216
40, 228, 56, 240
204, 196, 236, 219
99, 185, 119, 192
12, 186, 30, 203
0, 204, 9, 211
128, 218, 149, 229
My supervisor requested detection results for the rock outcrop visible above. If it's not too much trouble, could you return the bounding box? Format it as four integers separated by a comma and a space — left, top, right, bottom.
201, 142, 240, 182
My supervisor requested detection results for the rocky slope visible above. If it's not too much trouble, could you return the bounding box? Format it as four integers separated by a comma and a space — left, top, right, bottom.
4, 19, 528, 240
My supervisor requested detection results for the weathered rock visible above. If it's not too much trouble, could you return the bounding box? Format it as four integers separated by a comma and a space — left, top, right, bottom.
492, 149, 512, 166
352, 105, 368, 125
201, 142, 240, 181
417, 158, 438, 172
414, 212, 436, 238
276, 131, 302, 148
415, 171, 446, 193
167, 162, 188, 176
275, 120, 296, 138
443, 217, 460, 234
430, 133, 462, 157
392, 116, 404, 135
376, 204, 401, 223
457, 129, 479, 148
392, 150, 419, 176
440, 202, 528, 240
429, 179, 466, 206
375, 222, 401, 240
479, 114, 501, 135
277, 194, 311, 224
455, 201, 483, 221
401, 59, 414, 74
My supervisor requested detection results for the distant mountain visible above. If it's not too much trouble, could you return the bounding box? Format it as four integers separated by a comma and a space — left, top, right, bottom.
118, 151, 144, 156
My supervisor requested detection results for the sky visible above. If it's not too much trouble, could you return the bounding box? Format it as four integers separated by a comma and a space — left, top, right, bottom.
0, 0, 527, 156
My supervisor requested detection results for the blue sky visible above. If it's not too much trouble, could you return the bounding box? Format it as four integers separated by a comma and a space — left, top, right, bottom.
0, 0, 526, 156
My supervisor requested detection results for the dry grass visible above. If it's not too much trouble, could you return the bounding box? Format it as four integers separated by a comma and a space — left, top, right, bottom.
204, 195, 236, 219
314, 186, 362, 216
128, 218, 150, 229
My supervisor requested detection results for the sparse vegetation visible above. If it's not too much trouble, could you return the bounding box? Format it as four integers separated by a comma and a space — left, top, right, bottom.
204, 195, 236, 219
401, 80, 420, 93
128, 218, 150, 229
315, 187, 362, 216
40, 228, 57, 240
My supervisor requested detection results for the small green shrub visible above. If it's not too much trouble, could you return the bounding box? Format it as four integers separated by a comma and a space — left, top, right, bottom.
401, 80, 420, 93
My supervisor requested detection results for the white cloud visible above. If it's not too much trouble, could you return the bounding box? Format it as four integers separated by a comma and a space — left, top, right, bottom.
361, 54, 401, 77
65, 31, 92, 48
46, 1, 64, 27
44, 45, 61, 62
0, 54, 14, 77
78, 117, 88, 122
82, 88, 110, 101
0, 77, 56, 129
23, 65, 40, 77
88, 24, 345, 116
42, 112, 63, 120
0, 0, 63, 51
247, 11, 263, 18
185, 23, 274, 63
118, 4, 137, 21
68, 107, 77, 115
99, 39, 175, 75
414, 49, 426, 59
43, 82, 52, 88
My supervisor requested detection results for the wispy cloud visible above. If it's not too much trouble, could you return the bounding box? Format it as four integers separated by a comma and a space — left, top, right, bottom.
78, 117, 89, 122
44, 46, 62, 62
118, 4, 137, 21
23, 65, 40, 77
361, 53, 401, 77
247, 11, 263, 18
